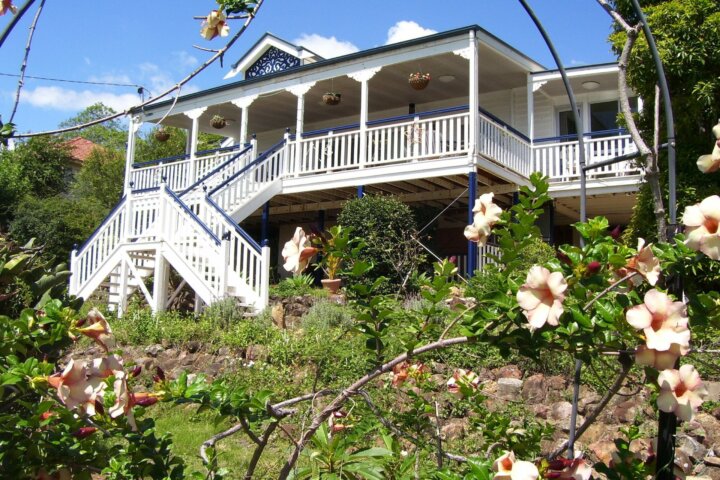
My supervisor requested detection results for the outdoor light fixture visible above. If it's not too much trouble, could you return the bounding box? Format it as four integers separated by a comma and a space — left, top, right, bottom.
438, 75, 456, 83
582, 81, 600, 90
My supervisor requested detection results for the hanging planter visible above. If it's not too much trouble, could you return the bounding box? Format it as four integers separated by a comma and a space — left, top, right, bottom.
154, 127, 170, 142
211, 115, 227, 129
408, 72, 430, 90
323, 92, 342, 106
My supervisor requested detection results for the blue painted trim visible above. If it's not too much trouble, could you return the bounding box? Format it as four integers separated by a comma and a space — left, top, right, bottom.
467, 171, 477, 278
261, 202, 269, 247
477, 106, 531, 142
205, 196, 262, 252
366, 105, 470, 128
534, 128, 628, 143
76, 196, 127, 255
164, 186, 221, 246
208, 138, 286, 196
130, 186, 161, 195
179, 144, 253, 197
132, 144, 242, 169
357, 185, 364, 198
302, 123, 360, 138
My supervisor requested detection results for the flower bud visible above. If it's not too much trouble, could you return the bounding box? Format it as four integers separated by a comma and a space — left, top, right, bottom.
557, 251, 572, 266
72, 427, 97, 439
609, 225, 622, 240
131, 365, 142, 378
132, 393, 159, 407
586, 261, 601, 274
153, 367, 165, 382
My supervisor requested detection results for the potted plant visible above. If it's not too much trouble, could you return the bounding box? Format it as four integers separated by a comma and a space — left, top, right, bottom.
154, 127, 170, 142
408, 72, 430, 90
322, 92, 342, 106
211, 114, 227, 129
313, 225, 357, 293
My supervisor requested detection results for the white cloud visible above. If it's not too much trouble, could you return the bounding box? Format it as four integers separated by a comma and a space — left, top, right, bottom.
88, 73, 133, 86
171, 51, 199, 69
385, 21, 437, 45
20, 86, 141, 112
293, 33, 359, 58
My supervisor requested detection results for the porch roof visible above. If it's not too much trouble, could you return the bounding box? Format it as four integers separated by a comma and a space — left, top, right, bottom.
137, 24, 547, 117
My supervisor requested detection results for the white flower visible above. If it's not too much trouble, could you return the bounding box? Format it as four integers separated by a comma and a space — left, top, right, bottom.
683, 195, 720, 260
657, 365, 708, 421
281, 227, 317, 274
516, 266, 567, 330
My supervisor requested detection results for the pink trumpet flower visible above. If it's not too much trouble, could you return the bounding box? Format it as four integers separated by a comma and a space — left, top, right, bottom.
626, 290, 690, 354
657, 365, 708, 421
464, 193, 503, 246
683, 195, 720, 260
625, 238, 661, 286
200, 10, 229, 40
517, 266, 567, 330
281, 227, 318, 274
77, 308, 115, 352
492, 451, 539, 480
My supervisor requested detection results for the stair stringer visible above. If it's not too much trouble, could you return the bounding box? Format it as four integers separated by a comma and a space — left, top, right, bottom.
158, 240, 218, 306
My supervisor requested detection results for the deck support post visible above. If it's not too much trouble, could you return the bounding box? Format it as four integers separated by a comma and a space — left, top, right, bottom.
184, 107, 207, 187
117, 256, 129, 318
348, 68, 381, 168
124, 115, 141, 194
357, 185, 364, 198
549, 200, 556, 246
527, 74, 535, 142
467, 171, 477, 277
152, 252, 169, 314
261, 202, 270, 246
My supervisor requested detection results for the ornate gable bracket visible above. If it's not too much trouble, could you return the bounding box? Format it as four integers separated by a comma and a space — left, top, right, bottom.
285, 82, 317, 97
246, 46, 301, 79
347, 67, 382, 83
231, 95, 259, 110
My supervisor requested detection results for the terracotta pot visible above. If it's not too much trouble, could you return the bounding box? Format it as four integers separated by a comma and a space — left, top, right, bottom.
321, 278, 342, 294
323, 93, 341, 105
409, 75, 430, 90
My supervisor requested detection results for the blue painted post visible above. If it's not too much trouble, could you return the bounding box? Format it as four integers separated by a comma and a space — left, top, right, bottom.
549, 201, 555, 246
261, 202, 269, 247
317, 209, 325, 232
357, 185, 364, 198
467, 171, 477, 277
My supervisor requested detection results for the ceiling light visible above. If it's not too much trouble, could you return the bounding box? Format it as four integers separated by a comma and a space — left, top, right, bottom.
438, 75, 456, 83
582, 81, 600, 90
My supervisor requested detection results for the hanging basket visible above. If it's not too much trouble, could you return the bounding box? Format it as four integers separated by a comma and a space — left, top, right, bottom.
408, 73, 430, 90
154, 129, 170, 142
211, 115, 227, 129
323, 92, 342, 106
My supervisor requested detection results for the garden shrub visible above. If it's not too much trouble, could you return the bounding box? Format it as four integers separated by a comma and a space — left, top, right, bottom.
338, 194, 425, 293
300, 300, 354, 331
269, 273, 316, 297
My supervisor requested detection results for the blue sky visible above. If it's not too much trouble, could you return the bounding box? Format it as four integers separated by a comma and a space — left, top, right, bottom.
0, 0, 617, 134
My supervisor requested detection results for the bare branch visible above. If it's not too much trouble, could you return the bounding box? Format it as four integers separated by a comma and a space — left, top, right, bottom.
12, 0, 265, 138
238, 416, 261, 445
595, 0, 633, 32
244, 421, 279, 480
549, 354, 632, 458
277, 336, 470, 479
8, 0, 46, 124
583, 272, 638, 311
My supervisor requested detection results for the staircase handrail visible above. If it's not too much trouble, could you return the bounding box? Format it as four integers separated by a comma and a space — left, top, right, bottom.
208, 138, 287, 196
179, 143, 253, 197
132, 143, 243, 169
75, 196, 127, 256
163, 186, 221, 246
205, 196, 261, 252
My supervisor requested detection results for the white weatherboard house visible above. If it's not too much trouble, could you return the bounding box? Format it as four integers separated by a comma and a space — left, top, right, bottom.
69, 25, 641, 315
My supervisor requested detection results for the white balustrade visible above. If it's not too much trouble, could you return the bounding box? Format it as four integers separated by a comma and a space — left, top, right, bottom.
533, 134, 639, 181
296, 130, 361, 174
130, 147, 243, 191
478, 243, 500, 270
478, 113, 533, 176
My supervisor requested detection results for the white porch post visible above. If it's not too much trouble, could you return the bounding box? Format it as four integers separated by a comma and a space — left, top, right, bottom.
527, 74, 535, 142
468, 31, 479, 162
286, 82, 316, 175
348, 68, 381, 168
231, 95, 258, 146
124, 115, 141, 194
184, 107, 207, 185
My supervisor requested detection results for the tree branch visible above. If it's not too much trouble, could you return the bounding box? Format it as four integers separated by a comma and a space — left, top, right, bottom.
12, 0, 265, 138
8, 0, 45, 124
277, 336, 470, 479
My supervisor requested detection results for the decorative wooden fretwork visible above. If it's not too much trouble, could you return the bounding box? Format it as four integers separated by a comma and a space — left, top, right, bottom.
246, 47, 300, 79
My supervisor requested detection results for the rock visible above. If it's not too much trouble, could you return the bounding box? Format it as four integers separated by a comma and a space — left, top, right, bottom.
577, 386, 601, 415
679, 434, 708, 462
589, 440, 616, 465
705, 456, 720, 467
522, 374, 546, 403
429, 374, 447, 389
497, 378, 524, 401
545, 376, 568, 402
492, 365, 522, 380
613, 399, 641, 424
629, 437, 653, 463
580, 423, 614, 446
186, 341, 201, 353
271, 304, 285, 329
245, 344, 269, 362
695, 413, 720, 451
216, 347, 231, 357
676, 450, 693, 474
441, 418, 468, 441
145, 344, 164, 357
532, 404, 550, 420
550, 401, 574, 423
705, 382, 720, 403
